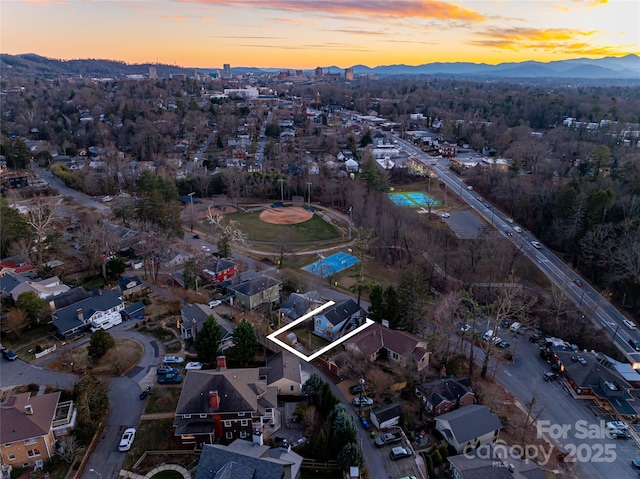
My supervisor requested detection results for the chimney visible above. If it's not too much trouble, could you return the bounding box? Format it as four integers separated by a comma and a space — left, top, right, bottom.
191, 318, 197, 340
208, 390, 220, 410
77, 309, 83, 322
24, 404, 33, 415
280, 439, 291, 452
252, 430, 263, 446
216, 356, 227, 370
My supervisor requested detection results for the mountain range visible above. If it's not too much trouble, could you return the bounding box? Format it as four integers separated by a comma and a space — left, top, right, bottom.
1, 53, 638, 81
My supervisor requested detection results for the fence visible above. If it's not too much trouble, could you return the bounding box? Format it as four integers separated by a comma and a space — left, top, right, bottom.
35, 344, 56, 359
292, 195, 304, 206
300, 458, 339, 470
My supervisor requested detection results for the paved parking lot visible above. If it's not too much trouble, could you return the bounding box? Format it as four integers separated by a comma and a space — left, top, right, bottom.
444, 209, 492, 238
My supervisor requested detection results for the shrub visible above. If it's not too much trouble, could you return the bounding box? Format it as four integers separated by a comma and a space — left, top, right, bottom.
10, 466, 23, 479
35, 344, 43, 353
28, 383, 40, 393
430, 449, 443, 466
422, 453, 434, 478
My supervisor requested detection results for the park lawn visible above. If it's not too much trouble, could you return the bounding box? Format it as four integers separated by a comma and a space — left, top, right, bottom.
230, 211, 340, 242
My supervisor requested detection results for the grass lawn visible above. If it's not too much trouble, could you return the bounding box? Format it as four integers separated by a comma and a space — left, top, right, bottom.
229, 210, 341, 243
45, 337, 143, 376
122, 418, 174, 470
144, 387, 182, 414
137, 326, 175, 342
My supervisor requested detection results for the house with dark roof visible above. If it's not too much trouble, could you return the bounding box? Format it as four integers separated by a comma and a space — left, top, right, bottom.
195, 437, 302, 479
50, 290, 124, 339
448, 444, 546, 479
228, 275, 282, 311
118, 275, 144, 299
47, 287, 92, 312
174, 362, 280, 447
278, 291, 323, 323
201, 258, 237, 285
435, 404, 502, 454
259, 351, 310, 396
120, 301, 145, 321
553, 349, 636, 416
0, 392, 74, 470
341, 322, 430, 371
313, 299, 365, 342
415, 377, 475, 416
179, 304, 236, 351
0, 274, 26, 299
370, 403, 402, 430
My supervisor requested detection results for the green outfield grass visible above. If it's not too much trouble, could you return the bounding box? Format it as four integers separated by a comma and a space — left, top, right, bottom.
231, 210, 341, 242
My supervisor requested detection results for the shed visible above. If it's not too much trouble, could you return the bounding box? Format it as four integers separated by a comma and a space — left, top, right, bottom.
120, 302, 145, 321
370, 403, 402, 430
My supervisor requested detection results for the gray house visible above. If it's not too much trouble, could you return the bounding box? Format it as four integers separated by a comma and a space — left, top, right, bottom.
448, 444, 546, 479
435, 404, 502, 454
229, 275, 282, 310
179, 303, 236, 351
195, 438, 302, 479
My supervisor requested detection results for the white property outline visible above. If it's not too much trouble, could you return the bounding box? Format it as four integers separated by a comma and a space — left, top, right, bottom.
266, 300, 375, 362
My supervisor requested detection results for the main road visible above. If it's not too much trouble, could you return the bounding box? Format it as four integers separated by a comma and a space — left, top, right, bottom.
391, 133, 639, 479
392, 134, 640, 361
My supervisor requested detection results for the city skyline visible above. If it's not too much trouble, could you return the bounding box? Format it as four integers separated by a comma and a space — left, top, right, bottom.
1, 0, 639, 70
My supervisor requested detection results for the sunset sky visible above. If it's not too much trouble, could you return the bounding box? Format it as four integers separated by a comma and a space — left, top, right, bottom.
1, 0, 639, 70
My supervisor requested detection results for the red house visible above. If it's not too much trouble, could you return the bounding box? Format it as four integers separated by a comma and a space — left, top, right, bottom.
202, 258, 237, 284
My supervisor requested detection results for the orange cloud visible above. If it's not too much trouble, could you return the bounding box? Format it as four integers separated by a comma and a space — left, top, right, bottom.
175, 0, 486, 22
471, 27, 634, 57
555, 0, 608, 12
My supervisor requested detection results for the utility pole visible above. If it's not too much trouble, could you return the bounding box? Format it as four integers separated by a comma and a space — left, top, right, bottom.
188, 192, 195, 232
306, 182, 312, 207
348, 206, 353, 240
278, 178, 285, 203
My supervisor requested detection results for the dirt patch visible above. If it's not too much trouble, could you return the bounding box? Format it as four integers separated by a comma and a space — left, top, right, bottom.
46, 337, 143, 376
259, 206, 313, 225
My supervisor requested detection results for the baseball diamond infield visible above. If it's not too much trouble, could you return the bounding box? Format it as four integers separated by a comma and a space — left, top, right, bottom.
259, 206, 313, 225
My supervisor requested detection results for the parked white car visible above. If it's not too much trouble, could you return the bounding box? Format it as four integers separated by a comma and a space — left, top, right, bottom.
201, 245, 211, 252
352, 396, 374, 407
185, 362, 203, 370
163, 355, 184, 365
208, 300, 222, 308
119, 428, 136, 451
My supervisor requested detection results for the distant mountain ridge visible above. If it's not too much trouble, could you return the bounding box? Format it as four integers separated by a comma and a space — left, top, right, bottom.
1, 52, 638, 80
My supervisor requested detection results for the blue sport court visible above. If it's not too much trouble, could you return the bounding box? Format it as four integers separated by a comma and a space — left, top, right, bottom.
388, 191, 439, 208
302, 252, 360, 276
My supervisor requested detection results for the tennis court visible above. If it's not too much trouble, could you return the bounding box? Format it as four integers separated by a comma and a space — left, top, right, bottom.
302, 251, 360, 276
388, 191, 439, 208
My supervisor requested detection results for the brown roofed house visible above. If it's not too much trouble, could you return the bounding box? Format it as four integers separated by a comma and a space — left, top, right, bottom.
0, 392, 63, 469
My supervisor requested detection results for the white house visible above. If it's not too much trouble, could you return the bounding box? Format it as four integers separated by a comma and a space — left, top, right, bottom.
370, 403, 402, 430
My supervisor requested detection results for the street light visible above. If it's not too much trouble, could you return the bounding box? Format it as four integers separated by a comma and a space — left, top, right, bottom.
348, 206, 353, 240
89, 469, 102, 479
306, 182, 312, 208
188, 192, 195, 232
